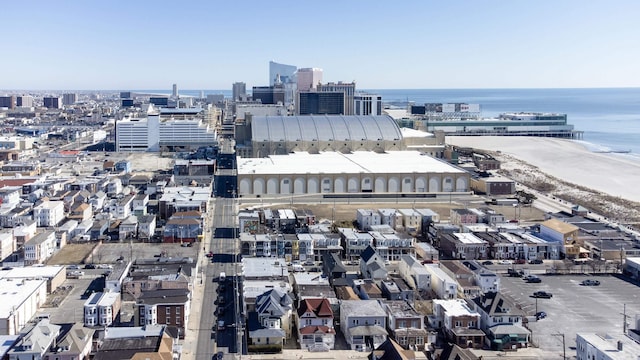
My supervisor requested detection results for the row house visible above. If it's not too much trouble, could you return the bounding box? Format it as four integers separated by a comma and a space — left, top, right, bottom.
89, 191, 107, 211
539, 218, 581, 259
470, 292, 530, 350
340, 228, 374, 262
0, 186, 22, 206
24, 230, 56, 265
239, 210, 261, 234
449, 209, 478, 226
397, 209, 421, 233
356, 209, 381, 231
353, 279, 384, 300
379, 278, 414, 304
310, 233, 342, 262
439, 233, 487, 260
14, 220, 37, 248
378, 208, 402, 229
415, 208, 440, 238
135, 288, 191, 338
68, 202, 92, 222
137, 214, 156, 240
45, 323, 94, 360
119, 215, 138, 240
369, 230, 415, 261
84, 291, 121, 327
33, 200, 65, 227
296, 298, 335, 351
398, 255, 431, 292
132, 193, 149, 216
293, 208, 316, 226
322, 252, 347, 284
430, 299, 484, 349
122, 262, 192, 301
340, 300, 388, 352
381, 300, 428, 351
297, 233, 314, 261
163, 211, 202, 244
240, 233, 271, 257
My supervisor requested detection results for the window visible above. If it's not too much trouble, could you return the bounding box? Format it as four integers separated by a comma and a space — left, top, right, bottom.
176, 307, 180, 315
166, 308, 171, 315
416, 337, 424, 345
455, 320, 461, 327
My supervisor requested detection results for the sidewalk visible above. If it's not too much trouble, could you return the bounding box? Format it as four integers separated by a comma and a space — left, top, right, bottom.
181, 237, 208, 360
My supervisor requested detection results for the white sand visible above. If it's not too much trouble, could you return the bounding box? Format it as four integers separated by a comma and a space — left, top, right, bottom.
447, 136, 640, 203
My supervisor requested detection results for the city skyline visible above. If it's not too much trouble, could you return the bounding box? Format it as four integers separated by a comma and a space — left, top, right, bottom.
1, 0, 639, 90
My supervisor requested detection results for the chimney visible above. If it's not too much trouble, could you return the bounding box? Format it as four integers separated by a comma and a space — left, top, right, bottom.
617, 340, 623, 351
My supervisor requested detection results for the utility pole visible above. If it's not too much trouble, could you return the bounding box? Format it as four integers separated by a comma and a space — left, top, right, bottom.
621, 303, 630, 334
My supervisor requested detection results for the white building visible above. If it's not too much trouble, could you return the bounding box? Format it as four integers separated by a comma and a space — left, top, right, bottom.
576, 332, 640, 360
237, 151, 469, 196
0, 279, 47, 335
425, 264, 459, 299
0, 231, 14, 261
24, 231, 56, 265
116, 115, 216, 152
84, 292, 121, 327
397, 209, 422, 233
356, 209, 381, 231
32, 201, 64, 227
354, 93, 382, 116
398, 255, 431, 291
8, 319, 60, 360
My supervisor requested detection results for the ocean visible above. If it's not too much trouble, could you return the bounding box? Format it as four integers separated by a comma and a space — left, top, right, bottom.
167, 88, 640, 160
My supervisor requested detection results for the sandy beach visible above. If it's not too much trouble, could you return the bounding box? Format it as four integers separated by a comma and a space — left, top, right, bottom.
447, 136, 640, 203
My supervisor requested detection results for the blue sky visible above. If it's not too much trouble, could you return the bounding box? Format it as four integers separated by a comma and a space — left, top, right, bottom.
1, 1, 638, 90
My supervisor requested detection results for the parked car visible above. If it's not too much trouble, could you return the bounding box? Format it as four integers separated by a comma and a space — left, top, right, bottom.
581, 279, 601, 286
482, 260, 493, 265
532, 291, 553, 299
524, 275, 542, 283
535, 311, 547, 320
84, 264, 96, 269
515, 259, 527, 264
529, 259, 544, 264
508, 269, 524, 277
497, 260, 513, 265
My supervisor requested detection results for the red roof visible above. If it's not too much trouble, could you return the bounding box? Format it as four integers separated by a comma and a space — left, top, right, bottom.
298, 325, 335, 335
297, 298, 333, 318
59, 150, 80, 155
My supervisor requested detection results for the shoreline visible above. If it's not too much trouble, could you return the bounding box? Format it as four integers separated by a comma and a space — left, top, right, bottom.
446, 136, 640, 203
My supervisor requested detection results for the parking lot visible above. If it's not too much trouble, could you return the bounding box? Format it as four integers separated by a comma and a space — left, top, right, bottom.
499, 273, 640, 354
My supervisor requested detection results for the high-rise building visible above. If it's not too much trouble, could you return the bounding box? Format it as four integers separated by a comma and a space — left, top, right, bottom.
150, 97, 169, 106
172, 84, 178, 98
0, 96, 15, 109
354, 93, 383, 116
120, 91, 132, 99
269, 61, 297, 86
16, 95, 33, 107
43, 97, 62, 109
252, 85, 285, 105
232, 82, 246, 101
318, 82, 356, 115
296, 68, 323, 92
62, 93, 77, 106
297, 92, 344, 115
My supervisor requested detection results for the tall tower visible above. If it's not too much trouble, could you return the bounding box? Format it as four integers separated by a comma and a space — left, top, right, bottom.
269, 61, 297, 86
232, 82, 246, 101
172, 84, 178, 98
296, 68, 323, 92
318, 81, 356, 115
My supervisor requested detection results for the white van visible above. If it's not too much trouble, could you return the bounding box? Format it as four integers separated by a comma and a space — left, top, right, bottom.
219, 272, 226, 282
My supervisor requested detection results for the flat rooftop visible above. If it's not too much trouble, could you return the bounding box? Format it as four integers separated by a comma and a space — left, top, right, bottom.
0, 265, 64, 279
0, 279, 47, 318
238, 151, 465, 175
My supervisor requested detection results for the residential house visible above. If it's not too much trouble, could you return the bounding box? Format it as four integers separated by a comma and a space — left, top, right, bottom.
296, 233, 314, 262
353, 279, 384, 300
163, 213, 201, 244
398, 255, 431, 292
158, 187, 209, 220
357, 209, 382, 231
84, 292, 121, 327
378, 209, 402, 230
322, 252, 347, 284
439, 233, 487, 260
0, 206, 32, 229
95, 325, 174, 360
360, 246, 388, 280
415, 242, 439, 262
119, 215, 138, 240
296, 298, 336, 351
414, 208, 440, 238
45, 324, 94, 360
122, 260, 192, 301
311, 233, 342, 262
137, 215, 156, 240
449, 209, 478, 226
369, 229, 415, 261
381, 300, 428, 350
248, 289, 293, 352
539, 218, 581, 259
132, 193, 149, 216
110, 195, 134, 220
470, 292, 530, 350
340, 300, 388, 352
32, 200, 65, 227
0, 231, 14, 261
431, 299, 484, 349
368, 338, 416, 360
13, 220, 37, 248
89, 191, 107, 211
340, 228, 374, 262
68, 203, 92, 222
424, 264, 459, 300
106, 178, 123, 197
380, 278, 414, 304
8, 319, 61, 360
397, 209, 421, 234
440, 260, 482, 299
135, 289, 191, 338
24, 230, 56, 265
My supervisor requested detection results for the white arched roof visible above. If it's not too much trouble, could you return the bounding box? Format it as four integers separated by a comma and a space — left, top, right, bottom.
251, 115, 403, 142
